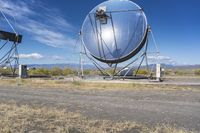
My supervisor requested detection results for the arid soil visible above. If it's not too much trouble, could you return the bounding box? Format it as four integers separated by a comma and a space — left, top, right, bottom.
0, 83, 199, 132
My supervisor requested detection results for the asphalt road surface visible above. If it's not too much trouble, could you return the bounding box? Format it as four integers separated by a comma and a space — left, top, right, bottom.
0, 86, 200, 131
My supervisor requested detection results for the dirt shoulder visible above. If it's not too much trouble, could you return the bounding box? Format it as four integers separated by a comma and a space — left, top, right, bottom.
0, 81, 199, 132
0, 103, 190, 133
0, 78, 200, 91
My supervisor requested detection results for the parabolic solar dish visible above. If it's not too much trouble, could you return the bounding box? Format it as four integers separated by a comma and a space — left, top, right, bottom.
81, 0, 148, 64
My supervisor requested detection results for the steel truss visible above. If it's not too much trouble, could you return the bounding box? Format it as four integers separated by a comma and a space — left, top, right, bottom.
0, 10, 21, 77
79, 8, 159, 79
0, 41, 19, 76
79, 27, 160, 80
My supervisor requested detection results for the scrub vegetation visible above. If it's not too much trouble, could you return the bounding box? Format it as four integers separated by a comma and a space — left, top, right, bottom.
0, 67, 200, 77
194, 69, 200, 76
0, 68, 13, 75
28, 67, 76, 76
0, 78, 199, 92
165, 69, 200, 76
0, 103, 190, 133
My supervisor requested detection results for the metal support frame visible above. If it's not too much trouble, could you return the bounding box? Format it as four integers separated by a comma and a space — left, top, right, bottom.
0, 41, 19, 76
0, 10, 21, 77
79, 27, 154, 79
79, 8, 160, 80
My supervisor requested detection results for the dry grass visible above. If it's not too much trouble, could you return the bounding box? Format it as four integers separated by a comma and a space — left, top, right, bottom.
0, 103, 190, 133
0, 78, 199, 92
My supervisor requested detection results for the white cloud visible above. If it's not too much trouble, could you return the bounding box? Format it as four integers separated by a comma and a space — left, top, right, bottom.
19, 53, 44, 59
17, 19, 76, 47
52, 55, 64, 61
0, 0, 34, 18
147, 55, 176, 65
148, 55, 171, 60
0, 0, 76, 48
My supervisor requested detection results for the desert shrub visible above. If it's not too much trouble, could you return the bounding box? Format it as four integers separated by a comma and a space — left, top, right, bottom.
28, 68, 77, 76
174, 70, 192, 76
174, 70, 185, 76
105, 69, 115, 75
63, 68, 75, 76
50, 67, 63, 76
164, 69, 173, 76
0, 68, 13, 75
29, 68, 50, 76
83, 70, 91, 75
136, 69, 148, 75
28, 67, 105, 77
194, 69, 200, 76
82, 69, 98, 76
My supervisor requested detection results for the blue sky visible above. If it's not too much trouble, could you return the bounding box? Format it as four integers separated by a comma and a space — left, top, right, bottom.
0, 0, 199, 65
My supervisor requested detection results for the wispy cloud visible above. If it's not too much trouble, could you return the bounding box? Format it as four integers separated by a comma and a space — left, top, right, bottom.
0, 0, 76, 48
17, 19, 75, 47
0, 0, 34, 18
51, 55, 64, 61
19, 53, 44, 59
148, 55, 176, 65
19, 53, 65, 61
148, 55, 171, 60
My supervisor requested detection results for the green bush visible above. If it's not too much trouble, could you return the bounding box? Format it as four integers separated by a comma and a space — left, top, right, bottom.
63, 68, 75, 76
83, 70, 91, 75
28, 67, 76, 76
194, 69, 200, 76
165, 69, 173, 76
50, 67, 63, 76
174, 70, 185, 76
29, 68, 50, 76
80, 69, 100, 76
136, 69, 148, 75
0, 68, 13, 75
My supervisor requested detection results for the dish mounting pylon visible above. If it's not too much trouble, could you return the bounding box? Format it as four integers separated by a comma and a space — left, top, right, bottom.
78, 27, 160, 79
0, 10, 23, 77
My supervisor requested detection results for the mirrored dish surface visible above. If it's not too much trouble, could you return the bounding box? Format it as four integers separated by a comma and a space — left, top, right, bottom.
81, 0, 148, 64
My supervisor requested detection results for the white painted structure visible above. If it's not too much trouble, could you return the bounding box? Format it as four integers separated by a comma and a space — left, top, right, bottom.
19, 65, 28, 78
156, 64, 164, 81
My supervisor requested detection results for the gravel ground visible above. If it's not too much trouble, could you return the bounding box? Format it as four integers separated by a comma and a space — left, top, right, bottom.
0, 85, 200, 132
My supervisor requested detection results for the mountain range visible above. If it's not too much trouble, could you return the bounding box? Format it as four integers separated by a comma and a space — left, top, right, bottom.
26, 63, 200, 70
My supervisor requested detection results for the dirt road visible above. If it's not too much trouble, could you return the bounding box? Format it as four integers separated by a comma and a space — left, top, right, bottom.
0, 85, 200, 131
